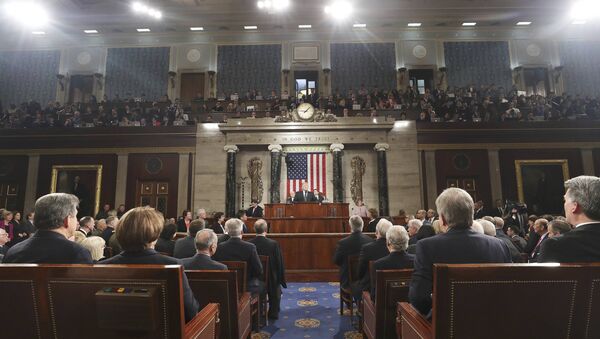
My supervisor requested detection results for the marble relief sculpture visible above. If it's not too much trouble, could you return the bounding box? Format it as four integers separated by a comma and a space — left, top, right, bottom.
247, 157, 264, 204
350, 156, 366, 204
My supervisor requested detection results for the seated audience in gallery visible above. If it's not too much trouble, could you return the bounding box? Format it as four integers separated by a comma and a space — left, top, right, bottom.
3, 193, 93, 264
95, 203, 111, 220
101, 206, 199, 322
354, 219, 393, 298
0, 228, 9, 258
212, 218, 264, 294
101, 216, 118, 243
77, 216, 95, 237
409, 187, 512, 316
181, 229, 227, 270
0, 210, 15, 246
174, 219, 206, 259
155, 223, 177, 256
539, 176, 600, 263
248, 219, 287, 320
369, 225, 415, 299
407, 219, 423, 245
80, 235, 106, 263
406, 224, 437, 255
333, 215, 374, 289
547, 219, 572, 238
506, 225, 527, 252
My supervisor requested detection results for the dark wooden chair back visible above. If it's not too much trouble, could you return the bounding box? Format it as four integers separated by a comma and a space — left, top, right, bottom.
363, 268, 413, 339
347, 254, 361, 284
0, 264, 218, 339
219, 261, 247, 294
258, 255, 269, 290
186, 270, 251, 339
584, 263, 600, 339
103, 246, 113, 258
432, 264, 588, 339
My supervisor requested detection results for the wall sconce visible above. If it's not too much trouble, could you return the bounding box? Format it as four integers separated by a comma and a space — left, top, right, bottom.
513, 66, 523, 84
282, 69, 290, 88
93, 73, 103, 90
322, 68, 330, 86
56, 74, 66, 91
398, 67, 407, 84
438, 67, 447, 88
207, 71, 216, 98
168, 71, 177, 88
554, 66, 564, 83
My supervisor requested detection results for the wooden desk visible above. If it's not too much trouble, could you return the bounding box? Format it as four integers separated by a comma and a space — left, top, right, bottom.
265, 203, 349, 218
242, 233, 375, 281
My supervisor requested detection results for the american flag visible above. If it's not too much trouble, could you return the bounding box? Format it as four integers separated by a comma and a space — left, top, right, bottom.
286, 153, 327, 196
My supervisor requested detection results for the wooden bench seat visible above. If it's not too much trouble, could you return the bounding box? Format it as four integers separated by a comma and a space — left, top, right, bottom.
186, 270, 252, 339
398, 263, 600, 339
362, 268, 413, 339
0, 264, 219, 339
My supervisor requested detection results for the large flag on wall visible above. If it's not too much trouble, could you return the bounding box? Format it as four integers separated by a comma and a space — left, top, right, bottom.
286, 153, 327, 196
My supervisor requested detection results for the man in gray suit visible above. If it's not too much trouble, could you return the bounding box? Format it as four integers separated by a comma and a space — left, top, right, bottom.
174, 219, 205, 259
182, 229, 227, 270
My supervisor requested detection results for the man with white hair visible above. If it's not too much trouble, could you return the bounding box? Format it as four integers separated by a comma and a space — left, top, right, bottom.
0, 228, 9, 257
369, 226, 415, 298
213, 218, 264, 293
333, 215, 374, 289
355, 218, 393, 296
407, 219, 423, 245
539, 176, 600, 262
196, 208, 207, 220
409, 188, 511, 316
181, 229, 227, 270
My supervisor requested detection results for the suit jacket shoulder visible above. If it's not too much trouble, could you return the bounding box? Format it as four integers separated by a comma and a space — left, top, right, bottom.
539, 223, 600, 263
182, 254, 228, 270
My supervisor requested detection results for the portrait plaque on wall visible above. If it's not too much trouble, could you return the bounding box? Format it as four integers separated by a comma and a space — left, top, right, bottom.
50, 165, 103, 217
515, 160, 569, 215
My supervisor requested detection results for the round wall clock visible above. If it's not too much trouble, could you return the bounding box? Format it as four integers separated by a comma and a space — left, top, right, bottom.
297, 102, 315, 121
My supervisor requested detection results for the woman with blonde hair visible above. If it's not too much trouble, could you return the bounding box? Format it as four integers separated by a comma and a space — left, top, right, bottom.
81, 236, 106, 262
101, 206, 199, 322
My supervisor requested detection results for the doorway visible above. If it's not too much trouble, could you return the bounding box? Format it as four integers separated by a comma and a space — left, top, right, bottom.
136, 181, 169, 216
523, 68, 550, 96
294, 70, 319, 100
69, 75, 94, 103
180, 73, 205, 104
408, 69, 434, 94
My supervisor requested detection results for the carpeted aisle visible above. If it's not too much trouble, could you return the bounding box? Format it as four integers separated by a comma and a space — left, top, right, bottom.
253, 282, 362, 339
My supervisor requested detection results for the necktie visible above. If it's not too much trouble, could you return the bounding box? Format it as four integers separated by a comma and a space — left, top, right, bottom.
304, 191, 307, 200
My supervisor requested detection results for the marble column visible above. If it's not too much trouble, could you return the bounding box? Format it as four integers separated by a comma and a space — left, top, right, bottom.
424, 150, 438, 210
375, 143, 390, 216
330, 143, 345, 203
269, 144, 283, 203
177, 153, 190, 213
487, 149, 503, 203
224, 145, 239, 217
23, 155, 40, 213
581, 149, 596, 176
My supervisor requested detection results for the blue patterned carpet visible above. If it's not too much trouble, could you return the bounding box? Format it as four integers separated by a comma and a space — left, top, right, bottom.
253, 282, 362, 339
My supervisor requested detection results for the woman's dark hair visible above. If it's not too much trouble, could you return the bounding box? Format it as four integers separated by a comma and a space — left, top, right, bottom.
416, 225, 437, 241
213, 212, 225, 223
159, 223, 177, 240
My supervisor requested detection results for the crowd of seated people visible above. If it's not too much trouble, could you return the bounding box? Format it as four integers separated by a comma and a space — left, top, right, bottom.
334, 175, 600, 316
2, 84, 599, 129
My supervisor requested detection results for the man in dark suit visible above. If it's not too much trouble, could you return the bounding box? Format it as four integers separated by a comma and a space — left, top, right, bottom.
101, 216, 118, 243
355, 218, 392, 297
182, 229, 227, 270
409, 188, 512, 316
248, 219, 287, 319
213, 218, 264, 294
507, 225, 527, 252
370, 226, 415, 299
77, 216, 94, 237
539, 176, 600, 262
529, 218, 549, 262
4, 193, 93, 264
333, 215, 374, 288
293, 182, 317, 202
246, 200, 264, 218
174, 219, 205, 259
0, 228, 9, 257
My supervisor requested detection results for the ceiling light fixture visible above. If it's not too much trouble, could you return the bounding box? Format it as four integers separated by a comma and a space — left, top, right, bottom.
257, 0, 290, 12
131, 2, 162, 19
136, 28, 151, 32
572, 20, 587, 25
298, 24, 312, 29
84, 29, 98, 34
516, 21, 532, 26
244, 25, 258, 30
31, 31, 46, 35
407, 23, 422, 27
4, 2, 49, 27
190, 27, 204, 31
324, 1, 353, 20
353, 23, 366, 28
462, 22, 477, 26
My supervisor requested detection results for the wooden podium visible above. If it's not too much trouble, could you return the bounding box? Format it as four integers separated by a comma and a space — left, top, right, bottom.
246, 203, 350, 233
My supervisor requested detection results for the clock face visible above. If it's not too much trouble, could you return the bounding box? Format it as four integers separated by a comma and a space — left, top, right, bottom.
297, 103, 315, 120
